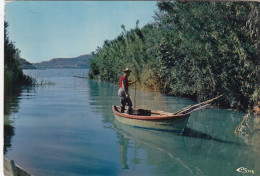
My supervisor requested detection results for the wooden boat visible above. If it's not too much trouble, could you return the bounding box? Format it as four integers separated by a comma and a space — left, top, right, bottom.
112, 106, 190, 134
112, 95, 223, 134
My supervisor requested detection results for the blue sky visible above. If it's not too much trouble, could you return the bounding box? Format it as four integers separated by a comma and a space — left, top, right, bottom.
5, 1, 157, 63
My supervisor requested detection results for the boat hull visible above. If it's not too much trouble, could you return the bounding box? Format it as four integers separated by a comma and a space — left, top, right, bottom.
113, 106, 190, 134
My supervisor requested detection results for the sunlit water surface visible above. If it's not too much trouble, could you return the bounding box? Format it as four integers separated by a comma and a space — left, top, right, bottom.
4, 69, 260, 176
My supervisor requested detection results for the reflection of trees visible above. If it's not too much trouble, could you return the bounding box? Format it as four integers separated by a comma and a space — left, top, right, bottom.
234, 114, 260, 173
4, 84, 35, 154
88, 79, 119, 124
4, 125, 14, 154
4, 84, 22, 115
4, 84, 21, 154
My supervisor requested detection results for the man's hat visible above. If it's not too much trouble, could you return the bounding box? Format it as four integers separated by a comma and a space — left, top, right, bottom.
123, 68, 132, 73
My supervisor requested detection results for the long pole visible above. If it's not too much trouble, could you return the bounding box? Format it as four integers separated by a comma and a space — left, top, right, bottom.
174, 94, 223, 115
134, 75, 136, 108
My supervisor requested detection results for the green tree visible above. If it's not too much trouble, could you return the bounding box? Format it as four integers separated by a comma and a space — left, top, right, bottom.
4, 21, 35, 86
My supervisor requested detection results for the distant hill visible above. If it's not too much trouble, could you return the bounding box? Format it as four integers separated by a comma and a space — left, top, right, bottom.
33, 54, 92, 69
19, 58, 37, 69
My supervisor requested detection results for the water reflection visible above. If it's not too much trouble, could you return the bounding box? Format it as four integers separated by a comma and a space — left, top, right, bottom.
4, 85, 22, 115
113, 120, 202, 175
4, 124, 15, 154
118, 134, 129, 169
4, 85, 20, 154
235, 114, 260, 154
88, 79, 119, 124
4, 84, 36, 154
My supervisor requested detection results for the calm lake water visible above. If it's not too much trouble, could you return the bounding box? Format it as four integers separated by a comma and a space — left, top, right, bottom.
4, 69, 260, 176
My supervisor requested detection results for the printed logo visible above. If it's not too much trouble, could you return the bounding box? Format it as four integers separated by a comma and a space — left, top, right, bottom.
236, 167, 254, 174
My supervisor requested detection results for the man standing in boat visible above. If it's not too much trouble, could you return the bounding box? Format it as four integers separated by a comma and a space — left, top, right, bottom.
118, 68, 137, 114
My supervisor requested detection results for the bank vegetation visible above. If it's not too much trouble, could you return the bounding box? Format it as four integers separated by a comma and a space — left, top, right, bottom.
89, 2, 259, 111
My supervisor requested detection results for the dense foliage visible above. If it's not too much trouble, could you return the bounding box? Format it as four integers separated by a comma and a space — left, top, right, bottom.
89, 2, 259, 111
4, 21, 35, 87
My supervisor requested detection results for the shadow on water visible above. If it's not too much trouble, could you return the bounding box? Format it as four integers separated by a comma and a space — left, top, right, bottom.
182, 127, 241, 145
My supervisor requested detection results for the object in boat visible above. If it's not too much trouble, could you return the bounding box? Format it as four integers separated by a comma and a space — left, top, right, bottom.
112, 95, 223, 134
